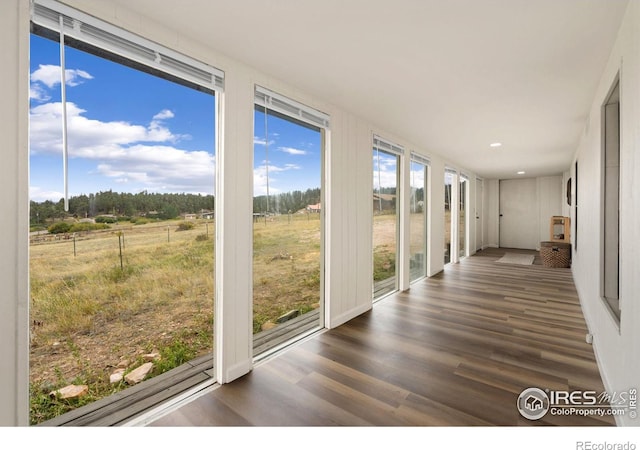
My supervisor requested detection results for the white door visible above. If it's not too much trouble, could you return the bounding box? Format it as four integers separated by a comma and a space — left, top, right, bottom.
475, 178, 483, 251
499, 178, 538, 249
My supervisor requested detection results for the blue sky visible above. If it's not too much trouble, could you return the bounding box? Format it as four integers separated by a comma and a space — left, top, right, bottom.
29, 33, 322, 203
253, 110, 321, 196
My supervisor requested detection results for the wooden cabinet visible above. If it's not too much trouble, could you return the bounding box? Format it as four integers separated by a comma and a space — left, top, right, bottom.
550, 216, 570, 243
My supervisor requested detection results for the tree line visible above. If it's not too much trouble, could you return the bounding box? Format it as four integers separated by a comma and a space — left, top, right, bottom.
30, 190, 215, 225
30, 187, 323, 226
253, 187, 321, 214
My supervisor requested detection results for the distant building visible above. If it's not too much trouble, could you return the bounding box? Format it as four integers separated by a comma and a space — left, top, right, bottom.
307, 203, 321, 213
373, 193, 396, 212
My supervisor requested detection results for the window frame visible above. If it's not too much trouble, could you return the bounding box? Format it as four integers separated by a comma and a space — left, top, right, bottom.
252, 85, 328, 359
28, 0, 224, 423
409, 153, 430, 284
600, 76, 621, 324
372, 135, 404, 300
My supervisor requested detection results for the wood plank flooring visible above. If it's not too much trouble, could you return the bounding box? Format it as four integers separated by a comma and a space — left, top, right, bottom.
149, 248, 614, 426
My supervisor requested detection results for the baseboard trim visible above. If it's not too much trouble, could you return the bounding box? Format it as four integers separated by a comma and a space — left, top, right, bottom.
328, 302, 371, 329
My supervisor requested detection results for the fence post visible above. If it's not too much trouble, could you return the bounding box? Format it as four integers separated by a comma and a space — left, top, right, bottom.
118, 232, 123, 270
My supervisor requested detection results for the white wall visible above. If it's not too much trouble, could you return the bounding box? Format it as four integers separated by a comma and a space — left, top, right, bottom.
466, 176, 477, 257
483, 176, 563, 249
484, 179, 500, 248
0, 0, 479, 424
0, 0, 30, 427
428, 158, 446, 275
562, 170, 572, 218
570, 0, 639, 427
537, 175, 563, 245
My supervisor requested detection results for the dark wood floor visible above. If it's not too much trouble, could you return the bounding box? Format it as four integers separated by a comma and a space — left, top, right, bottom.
149, 247, 614, 426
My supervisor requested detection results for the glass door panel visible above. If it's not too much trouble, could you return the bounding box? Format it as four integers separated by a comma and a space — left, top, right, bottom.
409, 161, 427, 282
373, 148, 399, 299
252, 105, 323, 357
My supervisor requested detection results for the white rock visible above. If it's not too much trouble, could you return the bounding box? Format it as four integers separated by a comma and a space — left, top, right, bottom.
143, 352, 161, 362
50, 384, 88, 399
117, 359, 129, 369
125, 362, 154, 385
110, 368, 125, 384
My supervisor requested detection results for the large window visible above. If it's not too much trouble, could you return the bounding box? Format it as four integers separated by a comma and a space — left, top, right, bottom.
252, 87, 326, 357
373, 136, 402, 299
29, 2, 219, 424
574, 161, 578, 252
444, 169, 455, 264
602, 79, 620, 321
409, 154, 429, 282
459, 174, 469, 258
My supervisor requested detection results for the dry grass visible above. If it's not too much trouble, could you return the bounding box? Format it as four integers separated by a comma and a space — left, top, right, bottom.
29, 219, 214, 423
29, 215, 326, 422
29, 212, 402, 422
252, 213, 321, 332
373, 213, 397, 281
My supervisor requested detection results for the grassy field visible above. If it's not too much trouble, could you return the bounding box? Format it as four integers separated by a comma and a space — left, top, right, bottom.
29, 212, 403, 423
28, 214, 327, 424
373, 213, 397, 282
373, 212, 431, 276
29, 219, 215, 424
252, 213, 321, 333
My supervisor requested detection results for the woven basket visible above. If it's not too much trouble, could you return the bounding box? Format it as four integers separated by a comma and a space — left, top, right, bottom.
540, 241, 571, 268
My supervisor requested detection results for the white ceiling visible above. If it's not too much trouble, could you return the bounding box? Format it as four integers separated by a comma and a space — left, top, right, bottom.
106, 0, 629, 179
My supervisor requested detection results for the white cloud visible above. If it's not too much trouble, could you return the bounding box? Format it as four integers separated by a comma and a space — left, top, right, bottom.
30, 102, 184, 156
152, 109, 174, 120
31, 64, 93, 88
30, 84, 50, 102
278, 147, 307, 156
253, 136, 275, 147
373, 154, 399, 189
30, 101, 215, 195
410, 169, 425, 187
283, 163, 301, 170
93, 146, 215, 193
253, 162, 300, 196
30, 186, 64, 203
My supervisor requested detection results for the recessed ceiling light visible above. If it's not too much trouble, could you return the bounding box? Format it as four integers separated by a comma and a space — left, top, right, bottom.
517, 171, 525, 175
490, 142, 502, 148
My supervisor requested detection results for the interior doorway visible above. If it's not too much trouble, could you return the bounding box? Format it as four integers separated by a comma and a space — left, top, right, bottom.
475, 178, 483, 251
499, 178, 538, 250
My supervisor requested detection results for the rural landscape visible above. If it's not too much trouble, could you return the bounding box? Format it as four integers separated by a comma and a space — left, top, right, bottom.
29, 189, 324, 424
29, 186, 422, 424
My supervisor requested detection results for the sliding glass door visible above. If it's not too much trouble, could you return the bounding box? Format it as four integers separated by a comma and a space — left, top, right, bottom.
252, 87, 326, 357
29, 5, 218, 424
444, 169, 455, 264
459, 174, 469, 258
373, 136, 402, 300
409, 156, 428, 282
